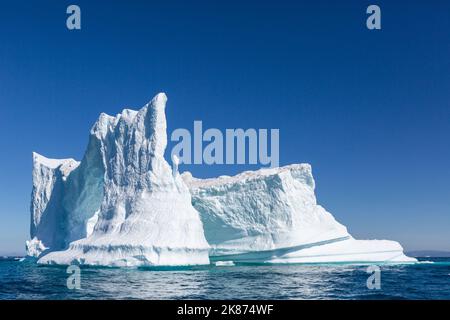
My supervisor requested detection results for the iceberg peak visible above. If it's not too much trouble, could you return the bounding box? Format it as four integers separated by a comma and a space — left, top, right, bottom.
29, 93, 209, 267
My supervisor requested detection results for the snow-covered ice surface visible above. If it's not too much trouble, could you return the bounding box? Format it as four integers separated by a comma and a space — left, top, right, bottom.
183, 165, 416, 264
28, 92, 415, 267
29, 93, 209, 267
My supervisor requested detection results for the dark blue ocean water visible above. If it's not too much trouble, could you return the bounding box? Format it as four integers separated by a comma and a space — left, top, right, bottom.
0, 257, 449, 300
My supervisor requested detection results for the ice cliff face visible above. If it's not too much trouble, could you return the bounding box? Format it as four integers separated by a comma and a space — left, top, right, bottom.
183, 165, 416, 264
28, 92, 415, 266
182, 165, 349, 255
27, 153, 80, 257
29, 93, 209, 266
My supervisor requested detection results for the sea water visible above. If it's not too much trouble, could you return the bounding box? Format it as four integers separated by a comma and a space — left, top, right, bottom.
0, 257, 449, 300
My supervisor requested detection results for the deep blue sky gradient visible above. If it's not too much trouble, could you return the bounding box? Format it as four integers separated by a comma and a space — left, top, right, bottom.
0, 0, 449, 254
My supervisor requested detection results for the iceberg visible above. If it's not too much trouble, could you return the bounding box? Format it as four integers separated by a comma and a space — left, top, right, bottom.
182, 165, 416, 264
29, 93, 209, 266
27, 92, 415, 266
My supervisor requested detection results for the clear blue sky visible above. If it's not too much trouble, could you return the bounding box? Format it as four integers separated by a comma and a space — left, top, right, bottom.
0, 1, 449, 255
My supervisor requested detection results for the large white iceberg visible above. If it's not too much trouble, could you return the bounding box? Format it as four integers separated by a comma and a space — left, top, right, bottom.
183, 165, 416, 264
28, 93, 209, 266
27, 92, 415, 266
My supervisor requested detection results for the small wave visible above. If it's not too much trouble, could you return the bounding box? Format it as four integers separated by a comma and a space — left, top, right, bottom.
215, 261, 235, 267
